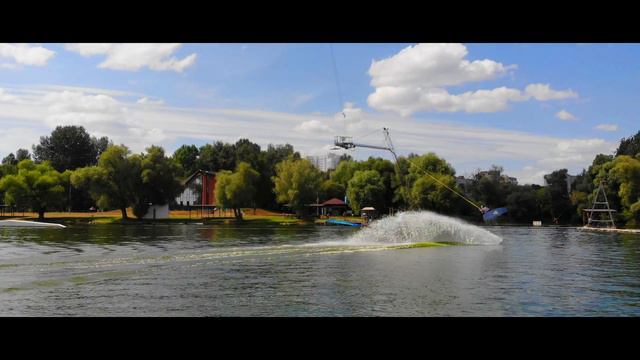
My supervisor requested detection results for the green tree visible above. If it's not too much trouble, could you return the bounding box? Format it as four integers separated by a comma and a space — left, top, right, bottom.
346, 170, 385, 214
172, 144, 200, 177
33, 126, 111, 211
609, 155, 640, 227
320, 179, 345, 201
235, 139, 261, 170
506, 185, 539, 223
408, 172, 460, 214
543, 169, 574, 224
16, 149, 31, 162
71, 145, 142, 220
215, 162, 259, 220
616, 130, 640, 157
132, 146, 183, 219
256, 144, 300, 209
198, 141, 236, 172
468, 165, 508, 209
33, 125, 111, 172
0, 160, 65, 220
359, 157, 398, 213
330, 160, 360, 190
1, 153, 16, 166
400, 153, 460, 212
273, 158, 322, 216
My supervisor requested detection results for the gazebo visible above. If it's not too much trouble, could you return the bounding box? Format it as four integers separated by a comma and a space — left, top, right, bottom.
361, 206, 378, 221
321, 198, 348, 216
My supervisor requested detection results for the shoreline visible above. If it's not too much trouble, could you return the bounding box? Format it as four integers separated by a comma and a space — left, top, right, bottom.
2, 212, 640, 231
577, 226, 640, 234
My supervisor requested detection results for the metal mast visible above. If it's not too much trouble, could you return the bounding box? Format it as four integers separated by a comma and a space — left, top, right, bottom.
583, 181, 617, 228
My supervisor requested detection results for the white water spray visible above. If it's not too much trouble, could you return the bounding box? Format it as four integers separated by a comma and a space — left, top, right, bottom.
348, 211, 502, 245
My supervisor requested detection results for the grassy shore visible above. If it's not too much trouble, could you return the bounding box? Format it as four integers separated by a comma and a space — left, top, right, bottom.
0, 208, 318, 226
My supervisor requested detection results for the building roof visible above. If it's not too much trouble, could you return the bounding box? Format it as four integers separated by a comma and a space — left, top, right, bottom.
183, 169, 216, 186
322, 198, 347, 206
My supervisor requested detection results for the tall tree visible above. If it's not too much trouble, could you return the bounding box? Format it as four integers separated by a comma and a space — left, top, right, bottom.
609, 155, 640, 227
15, 148, 31, 162
132, 146, 183, 219
346, 170, 385, 214
273, 158, 322, 216
616, 131, 640, 158
172, 144, 200, 177
408, 173, 460, 214
1, 153, 16, 166
215, 162, 260, 220
256, 144, 299, 209
320, 179, 345, 201
198, 141, 237, 172
71, 145, 142, 220
543, 169, 574, 224
33, 125, 110, 172
235, 138, 261, 170
0, 160, 66, 220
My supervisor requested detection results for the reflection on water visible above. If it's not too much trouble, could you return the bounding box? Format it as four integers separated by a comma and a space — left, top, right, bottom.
1, 224, 639, 316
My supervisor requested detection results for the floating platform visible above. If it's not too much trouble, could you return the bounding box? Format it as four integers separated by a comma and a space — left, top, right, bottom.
324, 219, 364, 227
0, 220, 66, 228
577, 226, 640, 234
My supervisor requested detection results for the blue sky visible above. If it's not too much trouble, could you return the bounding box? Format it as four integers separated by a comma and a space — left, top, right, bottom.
0, 43, 637, 184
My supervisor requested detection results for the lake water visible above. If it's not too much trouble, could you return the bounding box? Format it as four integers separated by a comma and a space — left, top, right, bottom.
1, 223, 639, 316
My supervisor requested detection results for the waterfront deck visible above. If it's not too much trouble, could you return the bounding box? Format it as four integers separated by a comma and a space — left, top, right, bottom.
578, 226, 640, 234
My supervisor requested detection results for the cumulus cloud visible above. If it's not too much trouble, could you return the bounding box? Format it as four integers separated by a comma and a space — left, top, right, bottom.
556, 109, 578, 121
369, 43, 511, 88
0, 43, 55, 67
65, 43, 197, 72
369, 86, 529, 115
524, 83, 578, 101
595, 123, 618, 132
367, 43, 578, 116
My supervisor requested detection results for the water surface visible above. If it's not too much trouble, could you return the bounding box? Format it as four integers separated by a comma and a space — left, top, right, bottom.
1, 224, 639, 316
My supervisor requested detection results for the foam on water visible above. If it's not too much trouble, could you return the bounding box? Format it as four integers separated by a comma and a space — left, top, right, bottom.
348, 211, 502, 245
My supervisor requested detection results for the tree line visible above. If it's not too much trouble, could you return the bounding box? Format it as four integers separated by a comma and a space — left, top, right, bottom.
1, 125, 639, 227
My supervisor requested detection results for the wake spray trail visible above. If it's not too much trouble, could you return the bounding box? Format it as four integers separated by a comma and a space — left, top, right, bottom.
348, 211, 502, 245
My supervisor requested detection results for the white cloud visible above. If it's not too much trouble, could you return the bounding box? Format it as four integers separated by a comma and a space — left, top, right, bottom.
369, 43, 511, 88
595, 124, 618, 132
65, 43, 197, 72
0, 127, 43, 156
0, 43, 55, 67
295, 119, 333, 134
556, 109, 578, 121
525, 83, 578, 101
367, 44, 578, 116
0, 88, 18, 102
369, 86, 529, 115
336, 102, 364, 121
0, 86, 615, 185
137, 97, 165, 105
64, 43, 113, 56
